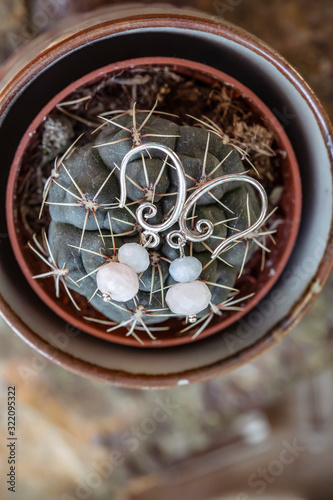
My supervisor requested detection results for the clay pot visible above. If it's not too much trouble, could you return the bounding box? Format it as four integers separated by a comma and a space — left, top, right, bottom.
0, 4, 332, 387
6, 56, 301, 348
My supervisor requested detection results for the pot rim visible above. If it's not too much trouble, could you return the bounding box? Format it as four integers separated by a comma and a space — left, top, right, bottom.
5, 56, 301, 348
0, 10, 332, 386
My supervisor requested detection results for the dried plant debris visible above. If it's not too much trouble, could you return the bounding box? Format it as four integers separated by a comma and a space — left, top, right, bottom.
18, 65, 284, 344
42, 115, 74, 160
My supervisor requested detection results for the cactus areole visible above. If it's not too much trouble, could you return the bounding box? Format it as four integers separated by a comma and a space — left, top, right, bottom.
6, 58, 302, 347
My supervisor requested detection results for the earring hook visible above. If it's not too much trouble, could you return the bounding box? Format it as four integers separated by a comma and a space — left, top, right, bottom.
177, 174, 268, 260
118, 143, 187, 247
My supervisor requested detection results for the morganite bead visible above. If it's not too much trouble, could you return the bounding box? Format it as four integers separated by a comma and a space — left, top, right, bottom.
118, 243, 150, 273
96, 262, 139, 302
169, 256, 202, 283
166, 280, 211, 315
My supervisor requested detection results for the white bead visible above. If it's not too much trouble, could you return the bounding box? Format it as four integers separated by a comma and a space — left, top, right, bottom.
96, 262, 139, 302
169, 256, 202, 282
166, 280, 211, 316
118, 243, 150, 273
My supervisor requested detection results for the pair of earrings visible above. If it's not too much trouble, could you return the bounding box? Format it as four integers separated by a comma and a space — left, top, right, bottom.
96, 143, 268, 322
96, 143, 186, 304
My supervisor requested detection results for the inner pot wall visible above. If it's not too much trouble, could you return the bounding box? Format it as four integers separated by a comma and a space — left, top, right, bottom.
0, 6, 332, 386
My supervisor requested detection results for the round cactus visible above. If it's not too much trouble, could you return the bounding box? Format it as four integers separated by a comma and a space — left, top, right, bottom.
39, 107, 266, 341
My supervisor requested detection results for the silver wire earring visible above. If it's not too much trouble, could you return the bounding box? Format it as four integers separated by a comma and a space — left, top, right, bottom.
96, 142, 268, 320
96, 143, 187, 303
165, 174, 268, 322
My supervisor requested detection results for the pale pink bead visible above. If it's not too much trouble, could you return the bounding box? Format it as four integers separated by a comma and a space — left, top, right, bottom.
166, 280, 211, 316
96, 262, 139, 302
118, 242, 150, 273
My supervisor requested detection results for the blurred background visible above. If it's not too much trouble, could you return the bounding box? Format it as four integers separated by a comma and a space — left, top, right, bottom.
0, 1, 333, 499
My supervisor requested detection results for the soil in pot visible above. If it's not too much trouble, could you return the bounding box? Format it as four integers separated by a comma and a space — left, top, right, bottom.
6, 58, 301, 347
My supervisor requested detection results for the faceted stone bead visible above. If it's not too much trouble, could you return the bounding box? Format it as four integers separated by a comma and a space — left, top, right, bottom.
169, 256, 202, 283
96, 262, 139, 302
118, 243, 150, 274
166, 280, 211, 315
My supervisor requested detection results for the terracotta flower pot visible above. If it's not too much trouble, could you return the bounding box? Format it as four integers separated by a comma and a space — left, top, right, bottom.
0, 4, 332, 387
6, 56, 301, 348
